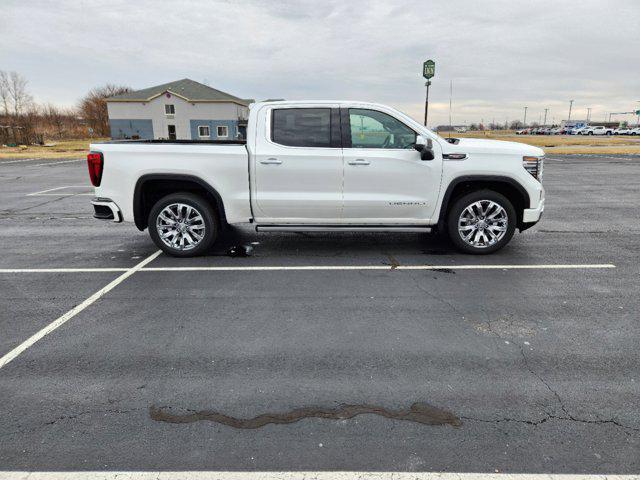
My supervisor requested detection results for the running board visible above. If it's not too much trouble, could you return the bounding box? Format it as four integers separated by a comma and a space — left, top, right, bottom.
256, 225, 432, 233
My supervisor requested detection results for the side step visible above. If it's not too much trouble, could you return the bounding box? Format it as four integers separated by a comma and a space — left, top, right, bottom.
255, 224, 432, 233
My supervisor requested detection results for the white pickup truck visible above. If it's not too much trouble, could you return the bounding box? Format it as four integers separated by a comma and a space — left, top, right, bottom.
88, 101, 544, 256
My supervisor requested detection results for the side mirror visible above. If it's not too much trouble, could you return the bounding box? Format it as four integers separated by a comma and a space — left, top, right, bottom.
414, 136, 434, 161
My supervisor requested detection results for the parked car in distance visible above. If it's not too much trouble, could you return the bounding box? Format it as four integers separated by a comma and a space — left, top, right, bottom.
630, 127, 640, 135
571, 126, 587, 135
550, 127, 563, 135
88, 100, 545, 256
614, 127, 632, 135
515, 128, 529, 135
580, 126, 595, 135
589, 126, 614, 135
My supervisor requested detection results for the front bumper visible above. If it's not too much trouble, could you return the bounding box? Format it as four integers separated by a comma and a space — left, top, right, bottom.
91, 197, 122, 223
523, 198, 544, 223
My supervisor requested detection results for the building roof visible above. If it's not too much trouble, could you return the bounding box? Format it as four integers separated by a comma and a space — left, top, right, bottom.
106, 78, 253, 106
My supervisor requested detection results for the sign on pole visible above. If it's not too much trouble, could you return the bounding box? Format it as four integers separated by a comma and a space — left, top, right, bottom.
423, 60, 435, 79
423, 60, 435, 126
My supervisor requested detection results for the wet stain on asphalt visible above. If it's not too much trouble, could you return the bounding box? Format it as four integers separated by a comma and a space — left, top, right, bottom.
385, 254, 400, 269
149, 402, 461, 429
432, 268, 456, 274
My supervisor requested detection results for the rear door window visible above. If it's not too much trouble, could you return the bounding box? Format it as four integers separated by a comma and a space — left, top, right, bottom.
271, 108, 332, 148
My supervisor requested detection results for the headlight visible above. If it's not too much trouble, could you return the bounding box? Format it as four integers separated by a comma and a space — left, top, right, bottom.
523, 156, 544, 182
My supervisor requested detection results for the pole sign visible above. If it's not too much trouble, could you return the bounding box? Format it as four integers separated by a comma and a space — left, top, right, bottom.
423, 60, 435, 79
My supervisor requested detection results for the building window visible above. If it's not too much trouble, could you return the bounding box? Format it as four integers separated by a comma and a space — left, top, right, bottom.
198, 125, 210, 138
165, 104, 175, 115
217, 125, 228, 138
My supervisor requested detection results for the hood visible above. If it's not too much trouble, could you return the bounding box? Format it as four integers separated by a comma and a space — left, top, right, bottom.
443, 137, 544, 157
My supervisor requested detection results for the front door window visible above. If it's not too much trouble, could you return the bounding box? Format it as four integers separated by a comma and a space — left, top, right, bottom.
167, 125, 176, 140
348, 108, 416, 149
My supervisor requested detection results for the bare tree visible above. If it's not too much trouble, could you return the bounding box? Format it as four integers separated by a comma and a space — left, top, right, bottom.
0, 71, 33, 116
42, 103, 66, 138
0, 71, 9, 115
79, 84, 131, 136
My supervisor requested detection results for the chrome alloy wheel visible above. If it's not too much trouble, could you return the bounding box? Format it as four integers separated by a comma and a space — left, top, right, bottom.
457, 200, 508, 248
156, 203, 206, 251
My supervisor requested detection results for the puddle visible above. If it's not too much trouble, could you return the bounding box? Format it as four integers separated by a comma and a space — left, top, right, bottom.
150, 402, 461, 429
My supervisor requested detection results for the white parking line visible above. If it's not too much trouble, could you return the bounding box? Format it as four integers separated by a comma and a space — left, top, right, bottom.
0, 158, 40, 165
0, 472, 635, 479
27, 185, 92, 196
32, 159, 83, 167
0, 250, 161, 370
143, 263, 617, 272
0, 263, 617, 274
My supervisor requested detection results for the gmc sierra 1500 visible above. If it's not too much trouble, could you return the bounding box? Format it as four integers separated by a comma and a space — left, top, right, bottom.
88, 100, 544, 256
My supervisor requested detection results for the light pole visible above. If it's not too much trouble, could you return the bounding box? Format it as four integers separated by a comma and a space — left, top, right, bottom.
568, 100, 574, 121
587, 107, 591, 122
424, 80, 431, 126
543, 108, 548, 126
523, 106, 528, 126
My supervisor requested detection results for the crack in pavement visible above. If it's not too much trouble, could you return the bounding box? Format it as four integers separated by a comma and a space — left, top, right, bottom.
461, 414, 640, 432
403, 271, 639, 434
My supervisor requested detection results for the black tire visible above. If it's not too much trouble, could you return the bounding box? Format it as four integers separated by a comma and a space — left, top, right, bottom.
148, 192, 218, 257
446, 189, 517, 254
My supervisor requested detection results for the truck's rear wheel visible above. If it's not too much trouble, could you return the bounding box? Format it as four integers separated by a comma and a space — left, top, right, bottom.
148, 192, 218, 257
446, 190, 516, 254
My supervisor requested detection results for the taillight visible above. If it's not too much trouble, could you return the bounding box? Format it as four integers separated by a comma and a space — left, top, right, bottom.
87, 152, 103, 186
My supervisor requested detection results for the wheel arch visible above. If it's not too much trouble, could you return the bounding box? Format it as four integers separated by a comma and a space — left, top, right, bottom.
436, 175, 531, 231
133, 174, 227, 231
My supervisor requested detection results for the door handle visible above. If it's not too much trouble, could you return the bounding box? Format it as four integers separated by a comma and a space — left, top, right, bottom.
260, 158, 282, 165
348, 159, 370, 166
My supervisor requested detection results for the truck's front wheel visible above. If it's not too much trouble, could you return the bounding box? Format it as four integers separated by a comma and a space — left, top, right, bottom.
446, 190, 516, 254
148, 192, 218, 257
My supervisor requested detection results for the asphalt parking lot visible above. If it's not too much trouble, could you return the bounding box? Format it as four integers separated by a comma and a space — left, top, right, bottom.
0, 154, 639, 474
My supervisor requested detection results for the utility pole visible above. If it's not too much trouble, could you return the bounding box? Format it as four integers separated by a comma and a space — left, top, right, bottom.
523, 106, 528, 126
543, 108, 548, 126
568, 99, 574, 121
587, 107, 591, 122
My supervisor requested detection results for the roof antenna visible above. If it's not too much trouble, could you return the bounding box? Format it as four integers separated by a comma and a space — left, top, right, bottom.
448, 79, 453, 140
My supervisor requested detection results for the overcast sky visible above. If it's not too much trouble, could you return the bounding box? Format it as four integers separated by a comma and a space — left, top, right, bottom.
1, 0, 639, 126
